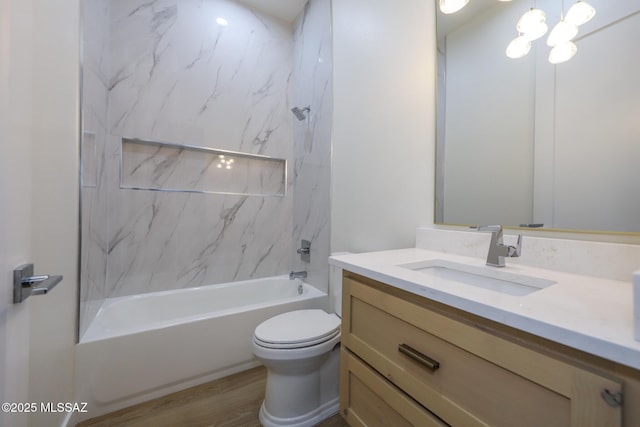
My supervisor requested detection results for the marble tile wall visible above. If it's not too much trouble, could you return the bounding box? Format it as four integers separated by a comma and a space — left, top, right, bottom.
291, 0, 332, 293
105, 0, 294, 298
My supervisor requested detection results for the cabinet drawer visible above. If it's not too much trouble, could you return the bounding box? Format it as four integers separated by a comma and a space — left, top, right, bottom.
342, 275, 623, 427
340, 347, 448, 427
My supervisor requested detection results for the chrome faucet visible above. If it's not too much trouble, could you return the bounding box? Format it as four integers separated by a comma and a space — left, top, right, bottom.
289, 270, 307, 280
472, 225, 522, 267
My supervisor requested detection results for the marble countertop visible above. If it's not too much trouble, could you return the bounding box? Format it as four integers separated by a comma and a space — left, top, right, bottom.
330, 248, 640, 370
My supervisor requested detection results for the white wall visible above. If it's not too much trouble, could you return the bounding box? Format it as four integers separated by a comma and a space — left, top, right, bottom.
0, 1, 34, 426
0, 1, 78, 426
28, 1, 79, 426
331, 0, 435, 253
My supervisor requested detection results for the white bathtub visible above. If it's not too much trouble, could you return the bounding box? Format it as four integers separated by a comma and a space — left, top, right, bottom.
74, 276, 328, 421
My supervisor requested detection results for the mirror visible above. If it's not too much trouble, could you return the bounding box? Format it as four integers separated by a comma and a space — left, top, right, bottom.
435, 0, 640, 233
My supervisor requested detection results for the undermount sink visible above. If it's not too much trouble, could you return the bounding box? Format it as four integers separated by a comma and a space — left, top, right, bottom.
398, 259, 556, 296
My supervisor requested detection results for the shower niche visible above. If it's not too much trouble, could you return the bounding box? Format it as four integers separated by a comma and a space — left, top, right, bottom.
121, 138, 287, 196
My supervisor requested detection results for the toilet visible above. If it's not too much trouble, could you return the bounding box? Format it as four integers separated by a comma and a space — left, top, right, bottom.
252, 264, 344, 427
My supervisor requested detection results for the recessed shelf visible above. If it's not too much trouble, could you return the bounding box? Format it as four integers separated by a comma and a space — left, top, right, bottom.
120, 138, 286, 197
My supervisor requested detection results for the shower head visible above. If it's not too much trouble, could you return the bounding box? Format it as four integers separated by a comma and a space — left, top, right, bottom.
291, 106, 310, 121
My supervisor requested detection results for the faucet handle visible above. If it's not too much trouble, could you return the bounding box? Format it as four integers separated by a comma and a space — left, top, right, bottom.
507, 235, 523, 257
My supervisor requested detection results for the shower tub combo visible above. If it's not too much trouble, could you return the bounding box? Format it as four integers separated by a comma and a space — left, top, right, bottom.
74, 275, 327, 421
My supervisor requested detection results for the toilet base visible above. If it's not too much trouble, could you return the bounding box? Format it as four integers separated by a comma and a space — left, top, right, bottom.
258, 397, 339, 427
257, 343, 340, 426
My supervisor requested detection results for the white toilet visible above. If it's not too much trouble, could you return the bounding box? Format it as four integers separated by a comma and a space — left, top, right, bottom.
252, 265, 344, 427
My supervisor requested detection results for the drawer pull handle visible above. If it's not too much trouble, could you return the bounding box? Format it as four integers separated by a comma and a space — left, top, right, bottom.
398, 343, 440, 372
601, 389, 623, 407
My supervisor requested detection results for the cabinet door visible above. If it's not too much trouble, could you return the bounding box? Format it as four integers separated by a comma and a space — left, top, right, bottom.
340, 347, 449, 427
342, 275, 623, 427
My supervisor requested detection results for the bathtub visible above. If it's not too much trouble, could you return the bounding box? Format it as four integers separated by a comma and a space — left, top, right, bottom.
74, 276, 328, 421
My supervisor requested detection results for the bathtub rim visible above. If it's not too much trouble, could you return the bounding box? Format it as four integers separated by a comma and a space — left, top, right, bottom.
80, 276, 325, 343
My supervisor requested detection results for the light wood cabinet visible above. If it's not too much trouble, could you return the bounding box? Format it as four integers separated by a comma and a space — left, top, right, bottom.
340, 349, 448, 427
340, 272, 638, 427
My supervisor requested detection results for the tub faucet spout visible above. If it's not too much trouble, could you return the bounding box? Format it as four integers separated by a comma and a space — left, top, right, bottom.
289, 270, 307, 280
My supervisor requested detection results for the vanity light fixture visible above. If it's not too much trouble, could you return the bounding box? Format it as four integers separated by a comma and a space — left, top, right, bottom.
506, 6, 546, 59
516, 8, 548, 41
440, 0, 512, 15
547, 19, 579, 47
439, 0, 470, 15
545, 0, 587, 63
565, 1, 596, 26
548, 40, 578, 64
505, 35, 531, 59
507, 0, 595, 64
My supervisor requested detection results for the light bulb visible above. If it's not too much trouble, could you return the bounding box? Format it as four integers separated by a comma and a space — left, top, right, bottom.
522, 22, 548, 41
506, 36, 532, 59
548, 41, 577, 64
565, 1, 596, 26
439, 0, 470, 14
517, 9, 548, 41
547, 20, 579, 47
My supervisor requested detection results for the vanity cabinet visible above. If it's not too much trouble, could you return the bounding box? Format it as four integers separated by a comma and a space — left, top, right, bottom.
340, 272, 635, 427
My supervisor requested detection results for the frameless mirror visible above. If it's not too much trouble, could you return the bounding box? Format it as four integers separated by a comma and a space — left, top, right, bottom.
435, 0, 640, 233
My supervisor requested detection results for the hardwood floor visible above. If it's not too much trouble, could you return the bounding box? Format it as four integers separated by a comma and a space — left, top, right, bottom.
77, 366, 349, 427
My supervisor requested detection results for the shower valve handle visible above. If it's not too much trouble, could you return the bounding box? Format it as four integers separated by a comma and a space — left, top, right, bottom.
297, 240, 311, 262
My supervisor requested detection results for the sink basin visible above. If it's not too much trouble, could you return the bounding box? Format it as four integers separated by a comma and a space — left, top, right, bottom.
398, 259, 556, 296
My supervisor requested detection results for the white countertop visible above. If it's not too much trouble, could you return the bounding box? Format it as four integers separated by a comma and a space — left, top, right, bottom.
330, 248, 640, 370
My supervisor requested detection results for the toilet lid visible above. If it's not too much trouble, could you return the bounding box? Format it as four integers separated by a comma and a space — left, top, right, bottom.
254, 309, 341, 348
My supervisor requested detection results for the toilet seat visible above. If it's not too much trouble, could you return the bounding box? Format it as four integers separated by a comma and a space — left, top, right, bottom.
254, 309, 341, 349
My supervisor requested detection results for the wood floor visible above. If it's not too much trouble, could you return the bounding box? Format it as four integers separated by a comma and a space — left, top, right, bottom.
76, 366, 349, 427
